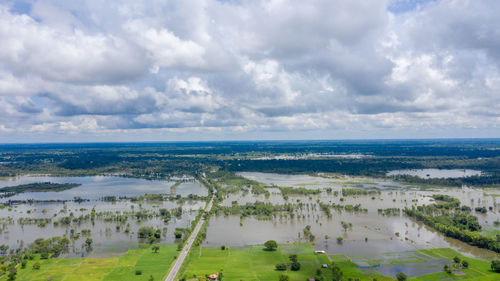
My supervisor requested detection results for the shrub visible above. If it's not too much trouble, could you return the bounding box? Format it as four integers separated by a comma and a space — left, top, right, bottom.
396, 272, 407, 281
290, 261, 301, 271
279, 275, 289, 281
492, 260, 500, 273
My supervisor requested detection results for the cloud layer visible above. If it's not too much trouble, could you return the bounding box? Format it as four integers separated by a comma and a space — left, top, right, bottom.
0, 0, 498, 141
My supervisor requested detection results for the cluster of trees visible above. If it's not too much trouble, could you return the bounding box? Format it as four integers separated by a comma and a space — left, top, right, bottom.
29, 236, 70, 258
137, 226, 161, 243
278, 186, 320, 196
302, 225, 315, 242
377, 208, 400, 216
213, 201, 297, 220
432, 194, 461, 209
404, 208, 500, 253
341, 188, 380, 196
275, 254, 301, 271
319, 202, 368, 218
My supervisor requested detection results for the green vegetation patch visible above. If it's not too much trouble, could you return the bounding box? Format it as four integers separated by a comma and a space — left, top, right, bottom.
179, 243, 334, 281
1, 244, 177, 281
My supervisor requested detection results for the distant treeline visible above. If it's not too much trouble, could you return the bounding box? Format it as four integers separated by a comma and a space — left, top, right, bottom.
0, 182, 80, 195
0, 140, 499, 187
393, 174, 500, 187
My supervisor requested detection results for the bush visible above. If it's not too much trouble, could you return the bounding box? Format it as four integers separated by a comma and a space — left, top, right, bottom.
32, 262, 41, 270
275, 263, 287, 271
396, 272, 407, 281
264, 240, 278, 251
138, 226, 155, 238
279, 275, 289, 281
221, 245, 226, 250
135, 270, 142, 275
453, 256, 461, 264
492, 260, 500, 273
462, 260, 468, 268
290, 261, 301, 271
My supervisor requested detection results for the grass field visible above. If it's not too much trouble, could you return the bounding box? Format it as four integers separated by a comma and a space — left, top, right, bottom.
179, 243, 334, 281
1, 244, 177, 281
180, 245, 499, 281
2, 244, 498, 281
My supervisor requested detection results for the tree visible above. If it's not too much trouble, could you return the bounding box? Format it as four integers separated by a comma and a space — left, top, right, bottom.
289, 254, 297, 262
444, 264, 452, 274
152, 245, 160, 253
491, 260, 500, 273
85, 238, 93, 247
275, 263, 287, 271
462, 260, 468, 268
174, 230, 183, 239
396, 272, 407, 281
453, 256, 461, 264
264, 240, 278, 251
331, 262, 343, 281
40, 252, 49, 259
7, 266, 16, 281
290, 261, 301, 271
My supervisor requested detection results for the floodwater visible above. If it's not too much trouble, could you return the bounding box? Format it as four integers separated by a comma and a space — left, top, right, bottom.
0, 175, 207, 202
387, 169, 482, 178
206, 172, 500, 260
0, 176, 208, 255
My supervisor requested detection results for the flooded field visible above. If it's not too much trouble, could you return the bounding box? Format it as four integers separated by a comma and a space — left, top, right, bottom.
0, 175, 207, 201
387, 169, 483, 178
0, 176, 208, 256
205, 172, 500, 260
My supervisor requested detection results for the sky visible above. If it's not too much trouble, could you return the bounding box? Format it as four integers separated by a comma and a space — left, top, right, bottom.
0, 0, 499, 143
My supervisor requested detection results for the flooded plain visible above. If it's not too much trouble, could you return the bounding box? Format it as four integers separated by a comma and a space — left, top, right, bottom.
205, 172, 500, 260
0, 175, 208, 256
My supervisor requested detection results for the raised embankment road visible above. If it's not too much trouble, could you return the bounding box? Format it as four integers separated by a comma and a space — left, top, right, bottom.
165, 195, 214, 281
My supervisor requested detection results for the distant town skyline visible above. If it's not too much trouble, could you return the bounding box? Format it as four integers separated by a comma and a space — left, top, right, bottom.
0, 0, 499, 143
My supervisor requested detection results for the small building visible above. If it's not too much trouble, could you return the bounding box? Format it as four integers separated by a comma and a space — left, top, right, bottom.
315, 250, 326, 254
208, 274, 218, 281
321, 264, 328, 268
